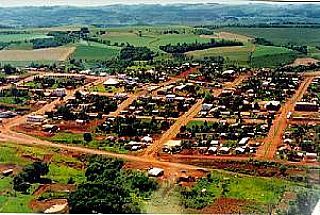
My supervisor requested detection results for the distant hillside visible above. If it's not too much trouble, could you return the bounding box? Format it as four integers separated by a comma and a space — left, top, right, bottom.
1, 3, 320, 28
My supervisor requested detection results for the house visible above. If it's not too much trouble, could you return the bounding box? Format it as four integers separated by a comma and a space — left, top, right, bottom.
27, 115, 45, 123
219, 147, 231, 154
207, 146, 218, 154
295, 102, 319, 112
0, 111, 17, 118
238, 137, 250, 146
142, 136, 153, 143
235, 147, 246, 154
2, 169, 13, 176
265, 101, 281, 111
103, 78, 120, 87
148, 168, 164, 177
52, 88, 66, 97
163, 140, 182, 153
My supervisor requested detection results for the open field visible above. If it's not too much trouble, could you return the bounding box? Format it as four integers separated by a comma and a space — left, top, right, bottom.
186, 45, 252, 66
0, 33, 50, 43
101, 32, 211, 52
72, 43, 120, 61
223, 27, 320, 46
251, 45, 298, 67
0, 47, 75, 62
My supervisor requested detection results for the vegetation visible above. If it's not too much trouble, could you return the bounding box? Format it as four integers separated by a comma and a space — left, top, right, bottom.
120, 46, 154, 61
160, 39, 243, 53
68, 156, 158, 213
13, 162, 49, 193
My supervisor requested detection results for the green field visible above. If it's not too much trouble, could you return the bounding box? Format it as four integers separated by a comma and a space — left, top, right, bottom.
0, 143, 86, 213
251, 45, 298, 67
186, 45, 253, 66
0, 33, 50, 43
72, 42, 120, 62
101, 32, 211, 52
223, 27, 320, 46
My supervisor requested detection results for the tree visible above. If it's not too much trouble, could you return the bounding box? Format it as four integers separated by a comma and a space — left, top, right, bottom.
68, 156, 157, 213
13, 175, 31, 193
279, 165, 287, 176
83, 133, 93, 143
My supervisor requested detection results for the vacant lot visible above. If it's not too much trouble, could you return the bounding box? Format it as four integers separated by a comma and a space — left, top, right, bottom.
0, 47, 75, 62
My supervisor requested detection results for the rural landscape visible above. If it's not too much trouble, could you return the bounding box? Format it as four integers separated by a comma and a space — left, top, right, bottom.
0, 1, 320, 214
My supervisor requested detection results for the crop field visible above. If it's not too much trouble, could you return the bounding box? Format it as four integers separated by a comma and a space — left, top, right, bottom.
101, 32, 211, 52
0, 46, 75, 62
72, 42, 120, 61
0, 33, 50, 43
223, 27, 320, 46
186, 45, 252, 66
251, 45, 298, 67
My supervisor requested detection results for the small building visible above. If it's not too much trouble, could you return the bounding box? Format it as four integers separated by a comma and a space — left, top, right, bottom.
207, 146, 218, 154
52, 88, 66, 97
2, 169, 13, 176
219, 147, 231, 154
163, 140, 182, 153
265, 101, 281, 111
295, 102, 319, 112
27, 115, 45, 123
103, 78, 120, 86
148, 168, 164, 177
238, 137, 250, 146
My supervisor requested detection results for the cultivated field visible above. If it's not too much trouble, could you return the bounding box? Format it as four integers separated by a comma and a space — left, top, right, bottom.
223, 27, 320, 46
0, 33, 50, 43
0, 47, 75, 62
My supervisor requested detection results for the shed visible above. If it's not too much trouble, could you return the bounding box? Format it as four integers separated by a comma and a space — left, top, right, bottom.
148, 168, 164, 177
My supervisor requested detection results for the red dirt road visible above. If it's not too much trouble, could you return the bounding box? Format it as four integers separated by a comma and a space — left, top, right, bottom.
256, 77, 314, 160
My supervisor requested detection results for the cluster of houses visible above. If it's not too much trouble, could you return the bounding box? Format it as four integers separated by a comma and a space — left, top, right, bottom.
277, 124, 319, 162
163, 121, 268, 156
198, 70, 301, 119
97, 116, 173, 151
295, 77, 320, 112
124, 93, 196, 118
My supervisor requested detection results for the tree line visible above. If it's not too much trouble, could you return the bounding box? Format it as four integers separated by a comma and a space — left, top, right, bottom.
159, 39, 243, 53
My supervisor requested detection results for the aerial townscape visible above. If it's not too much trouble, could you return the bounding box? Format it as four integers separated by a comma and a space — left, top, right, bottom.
0, 1, 319, 214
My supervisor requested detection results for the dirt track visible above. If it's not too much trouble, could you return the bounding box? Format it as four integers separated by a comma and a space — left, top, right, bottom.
256, 77, 314, 160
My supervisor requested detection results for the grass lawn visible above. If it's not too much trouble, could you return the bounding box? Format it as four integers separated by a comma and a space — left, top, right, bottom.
0, 177, 38, 213
187, 120, 215, 128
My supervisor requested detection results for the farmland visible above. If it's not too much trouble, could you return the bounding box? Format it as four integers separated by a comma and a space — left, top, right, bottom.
0, 47, 75, 63
0, 33, 50, 43
223, 27, 320, 46
72, 43, 120, 62
1, 2, 320, 214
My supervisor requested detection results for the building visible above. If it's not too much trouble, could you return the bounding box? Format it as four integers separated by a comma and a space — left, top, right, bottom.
27, 115, 45, 123
148, 168, 164, 177
295, 102, 319, 112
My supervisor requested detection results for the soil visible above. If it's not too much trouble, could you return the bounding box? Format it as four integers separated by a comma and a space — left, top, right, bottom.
201, 197, 251, 214
30, 198, 68, 213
